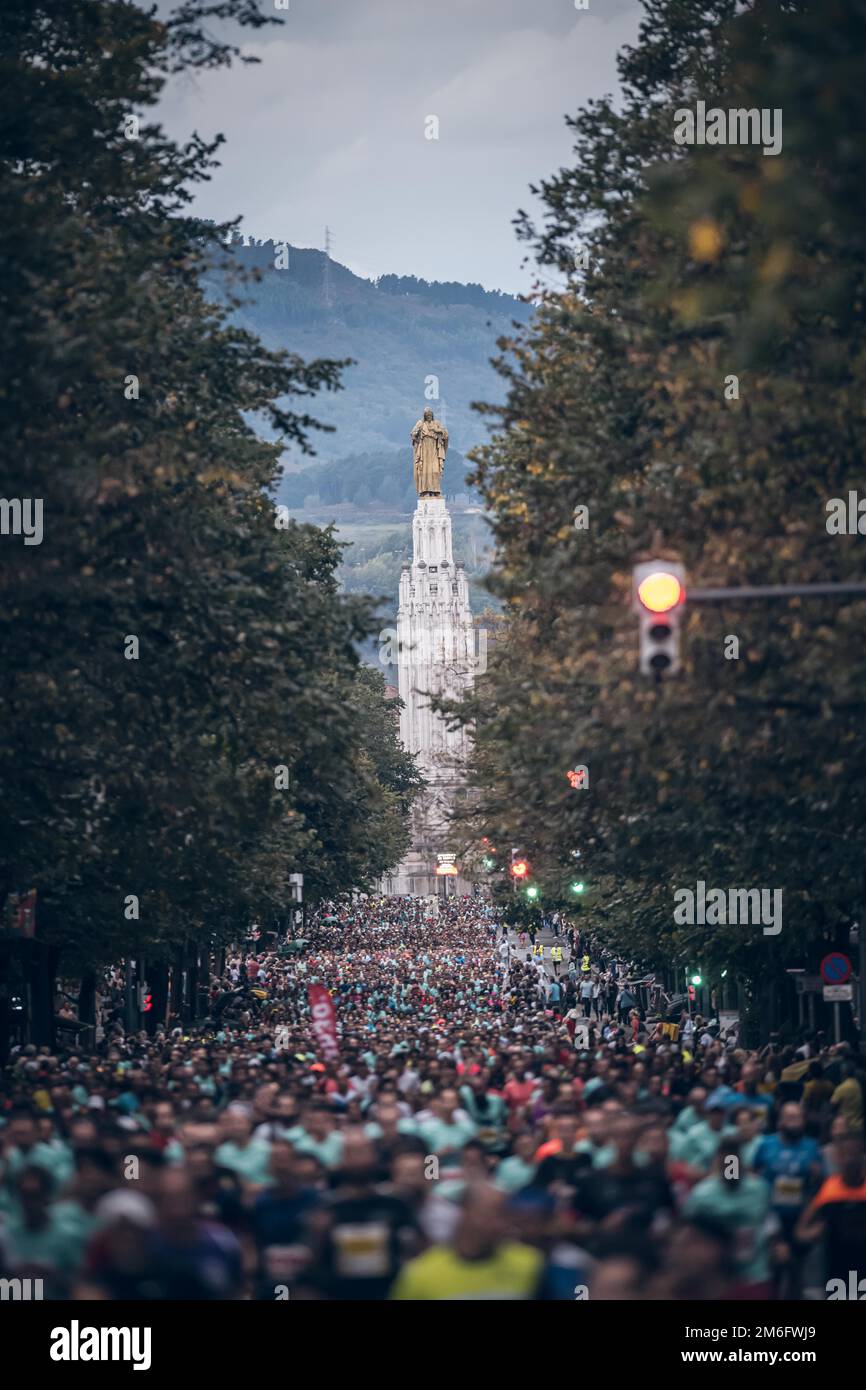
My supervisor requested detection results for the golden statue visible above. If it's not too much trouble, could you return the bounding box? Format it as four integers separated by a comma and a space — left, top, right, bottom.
411, 407, 448, 496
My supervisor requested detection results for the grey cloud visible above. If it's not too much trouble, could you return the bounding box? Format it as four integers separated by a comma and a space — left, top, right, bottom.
159, 0, 643, 291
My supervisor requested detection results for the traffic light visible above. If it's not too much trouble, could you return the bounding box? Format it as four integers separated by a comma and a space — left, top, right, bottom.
690, 973, 702, 987
510, 849, 529, 880
632, 560, 686, 676
570, 881, 585, 895
142, 992, 153, 1013
688, 985, 696, 1003
526, 885, 539, 900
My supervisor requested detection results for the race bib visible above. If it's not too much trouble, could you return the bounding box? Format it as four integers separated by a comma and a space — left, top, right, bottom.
264, 1244, 310, 1281
333, 1222, 390, 1278
772, 1174, 804, 1206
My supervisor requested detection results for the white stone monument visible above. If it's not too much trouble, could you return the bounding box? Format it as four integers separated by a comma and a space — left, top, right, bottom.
380, 415, 478, 897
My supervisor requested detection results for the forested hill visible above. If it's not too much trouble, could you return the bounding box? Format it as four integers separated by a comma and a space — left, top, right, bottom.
203, 238, 533, 501
276, 446, 469, 513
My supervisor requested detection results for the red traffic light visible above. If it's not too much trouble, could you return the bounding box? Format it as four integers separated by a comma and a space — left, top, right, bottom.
142, 993, 153, 1013
637, 570, 685, 614
510, 860, 529, 879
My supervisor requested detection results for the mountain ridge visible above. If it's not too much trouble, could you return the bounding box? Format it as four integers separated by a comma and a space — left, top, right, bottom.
204, 237, 534, 486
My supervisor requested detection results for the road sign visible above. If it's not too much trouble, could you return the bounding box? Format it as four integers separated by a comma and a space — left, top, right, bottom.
820, 953, 852, 985
823, 984, 853, 1002
794, 973, 822, 995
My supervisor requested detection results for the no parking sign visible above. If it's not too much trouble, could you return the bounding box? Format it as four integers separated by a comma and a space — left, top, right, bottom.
820, 953, 852, 986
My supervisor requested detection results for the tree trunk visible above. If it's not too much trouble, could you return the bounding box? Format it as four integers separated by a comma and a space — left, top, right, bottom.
169, 948, 185, 1027
78, 968, 97, 1049
78, 969, 96, 1023
186, 943, 199, 1024
30, 941, 57, 1048
738, 974, 761, 1049
0, 981, 10, 1068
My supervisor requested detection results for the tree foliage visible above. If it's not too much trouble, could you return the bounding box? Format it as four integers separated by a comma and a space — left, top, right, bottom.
453, 0, 866, 1031
0, 0, 420, 973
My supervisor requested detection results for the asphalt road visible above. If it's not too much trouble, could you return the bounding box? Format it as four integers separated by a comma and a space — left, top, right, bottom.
501, 923, 573, 980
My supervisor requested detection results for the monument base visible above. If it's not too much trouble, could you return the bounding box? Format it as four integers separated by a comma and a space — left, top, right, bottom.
379, 785, 475, 897
379, 861, 474, 898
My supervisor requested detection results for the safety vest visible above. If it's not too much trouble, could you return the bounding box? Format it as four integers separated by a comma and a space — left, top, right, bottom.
551, 946, 563, 961
581, 955, 590, 972
534, 943, 544, 957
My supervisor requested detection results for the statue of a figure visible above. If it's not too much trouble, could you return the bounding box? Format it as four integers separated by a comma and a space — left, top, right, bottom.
411, 407, 448, 497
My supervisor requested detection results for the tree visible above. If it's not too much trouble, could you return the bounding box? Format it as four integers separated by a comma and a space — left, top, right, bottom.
450, 0, 866, 1038
0, 0, 421, 1042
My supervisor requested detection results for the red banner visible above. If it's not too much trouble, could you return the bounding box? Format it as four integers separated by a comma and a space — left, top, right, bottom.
308, 984, 340, 1062
14, 889, 37, 938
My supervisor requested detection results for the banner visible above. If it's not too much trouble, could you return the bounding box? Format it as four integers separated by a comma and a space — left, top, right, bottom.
10, 888, 37, 938
308, 983, 340, 1062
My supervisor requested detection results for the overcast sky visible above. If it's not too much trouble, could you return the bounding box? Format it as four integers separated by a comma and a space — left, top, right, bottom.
160, 0, 643, 294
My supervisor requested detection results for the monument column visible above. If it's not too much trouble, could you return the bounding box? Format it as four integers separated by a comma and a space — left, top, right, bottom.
382, 410, 476, 897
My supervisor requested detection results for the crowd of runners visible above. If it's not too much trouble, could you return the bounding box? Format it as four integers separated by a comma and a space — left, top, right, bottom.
1, 895, 865, 1300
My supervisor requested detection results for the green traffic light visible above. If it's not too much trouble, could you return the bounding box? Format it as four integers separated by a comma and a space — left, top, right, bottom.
690, 973, 702, 986
526, 885, 539, 899
570, 881, 585, 894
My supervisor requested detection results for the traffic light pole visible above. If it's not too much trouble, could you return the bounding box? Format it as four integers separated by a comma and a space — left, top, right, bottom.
860, 874, 866, 1048
124, 959, 138, 1034
688, 581, 866, 602
641, 569, 866, 1050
